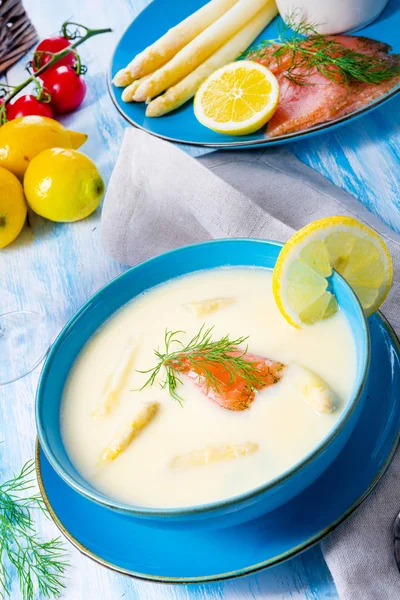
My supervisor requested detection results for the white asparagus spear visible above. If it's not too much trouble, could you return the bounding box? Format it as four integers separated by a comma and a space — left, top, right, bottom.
113, 69, 135, 88
134, 0, 273, 102
121, 74, 153, 102
146, 5, 277, 117
113, 0, 239, 87
289, 364, 336, 414
184, 297, 236, 316
92, 338, 139, 418
101, 403, 159, 463
170, 442, 259, 468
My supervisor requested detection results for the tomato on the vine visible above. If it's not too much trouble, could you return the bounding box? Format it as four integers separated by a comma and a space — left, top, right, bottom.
44, 66, 87, 114
33, 36, 76, 79
7, 95, 54, 120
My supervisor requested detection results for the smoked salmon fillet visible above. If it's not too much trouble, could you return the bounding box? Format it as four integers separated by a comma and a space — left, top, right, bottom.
334, 70, 400, 118
267, 70, 349, 137
247, 35, 400, 137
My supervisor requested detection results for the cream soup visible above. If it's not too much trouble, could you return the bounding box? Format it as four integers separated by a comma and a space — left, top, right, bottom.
61, 267, 357, 508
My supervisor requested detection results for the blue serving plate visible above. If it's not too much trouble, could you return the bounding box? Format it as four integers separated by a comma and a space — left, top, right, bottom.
36, 313, 400, 582
108, 0, 400, 148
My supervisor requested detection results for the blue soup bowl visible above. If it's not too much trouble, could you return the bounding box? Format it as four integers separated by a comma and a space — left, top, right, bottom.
36, 239, 370, 529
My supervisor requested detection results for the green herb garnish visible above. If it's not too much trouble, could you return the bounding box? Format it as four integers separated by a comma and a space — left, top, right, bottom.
241, 15, 400, 86
138, 325, 271, 404
0, 458, 68, 600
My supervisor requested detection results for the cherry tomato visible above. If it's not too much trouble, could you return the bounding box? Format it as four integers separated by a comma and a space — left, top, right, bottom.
44, 66, 87, 114
6, 95, 54, 120
33, 36, 76, 78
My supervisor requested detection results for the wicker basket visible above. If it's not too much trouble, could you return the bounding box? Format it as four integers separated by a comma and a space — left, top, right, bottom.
0, 0, 38, 74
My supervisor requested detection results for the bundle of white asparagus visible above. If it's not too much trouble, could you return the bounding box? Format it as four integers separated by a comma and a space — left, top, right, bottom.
113, 0, 277, 117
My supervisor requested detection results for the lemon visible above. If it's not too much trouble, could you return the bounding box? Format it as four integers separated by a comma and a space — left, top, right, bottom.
24, 148, 104, 223
0, 167, 27, 249
272, 216, 393, 328
0, 116, 87, 179
194, 60, 279, 135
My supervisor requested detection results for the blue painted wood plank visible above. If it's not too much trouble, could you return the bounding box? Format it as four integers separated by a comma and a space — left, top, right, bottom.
292, 96, 400, 233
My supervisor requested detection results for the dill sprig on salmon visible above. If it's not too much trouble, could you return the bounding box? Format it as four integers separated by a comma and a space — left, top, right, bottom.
241, 16, 400, 137
242, 17, 400, 86
138, 325, 285, 410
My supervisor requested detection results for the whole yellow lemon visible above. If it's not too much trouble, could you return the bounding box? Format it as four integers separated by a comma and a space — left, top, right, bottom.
0, 116, 87, 179
0, 167, 27, 249
24, 148, 104, 222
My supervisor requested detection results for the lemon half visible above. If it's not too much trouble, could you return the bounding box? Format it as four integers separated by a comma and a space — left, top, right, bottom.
272, 216, 393, 328
194, 60, 279, 136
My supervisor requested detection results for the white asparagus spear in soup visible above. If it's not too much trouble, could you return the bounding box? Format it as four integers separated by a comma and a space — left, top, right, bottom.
101, 402, 159, 463
134, 0, 274, 102
184, 297, 236, 317
121, 74, 153, 102
92, 338, 140, 418
115, 0, 240, 87
146, 5, 278, 117
289, 364, 336, 414
171, 441, 259, 468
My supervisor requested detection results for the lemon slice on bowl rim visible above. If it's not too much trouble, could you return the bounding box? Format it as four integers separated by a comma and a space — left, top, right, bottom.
272, 216, 393, 328
194, 60, 279, 136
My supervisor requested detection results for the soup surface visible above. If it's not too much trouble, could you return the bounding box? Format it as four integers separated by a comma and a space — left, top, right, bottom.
61, 267, 357, 508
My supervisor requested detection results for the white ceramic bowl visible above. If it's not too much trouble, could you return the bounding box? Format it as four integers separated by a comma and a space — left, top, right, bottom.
276, 0, 389, 34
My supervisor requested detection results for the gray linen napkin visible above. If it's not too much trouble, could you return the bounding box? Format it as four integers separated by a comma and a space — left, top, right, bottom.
102, 128, 400, 599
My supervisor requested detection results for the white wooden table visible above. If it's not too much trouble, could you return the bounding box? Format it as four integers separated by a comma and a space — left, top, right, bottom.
1, 0, 400, 598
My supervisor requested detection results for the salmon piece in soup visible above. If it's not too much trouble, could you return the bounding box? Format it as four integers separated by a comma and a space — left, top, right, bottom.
167, 351, 286, 411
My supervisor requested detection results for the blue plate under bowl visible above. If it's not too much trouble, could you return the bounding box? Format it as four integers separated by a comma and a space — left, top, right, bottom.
36, 239, 369, 528
36, 310, 400, 582
108, 0, 400, 148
